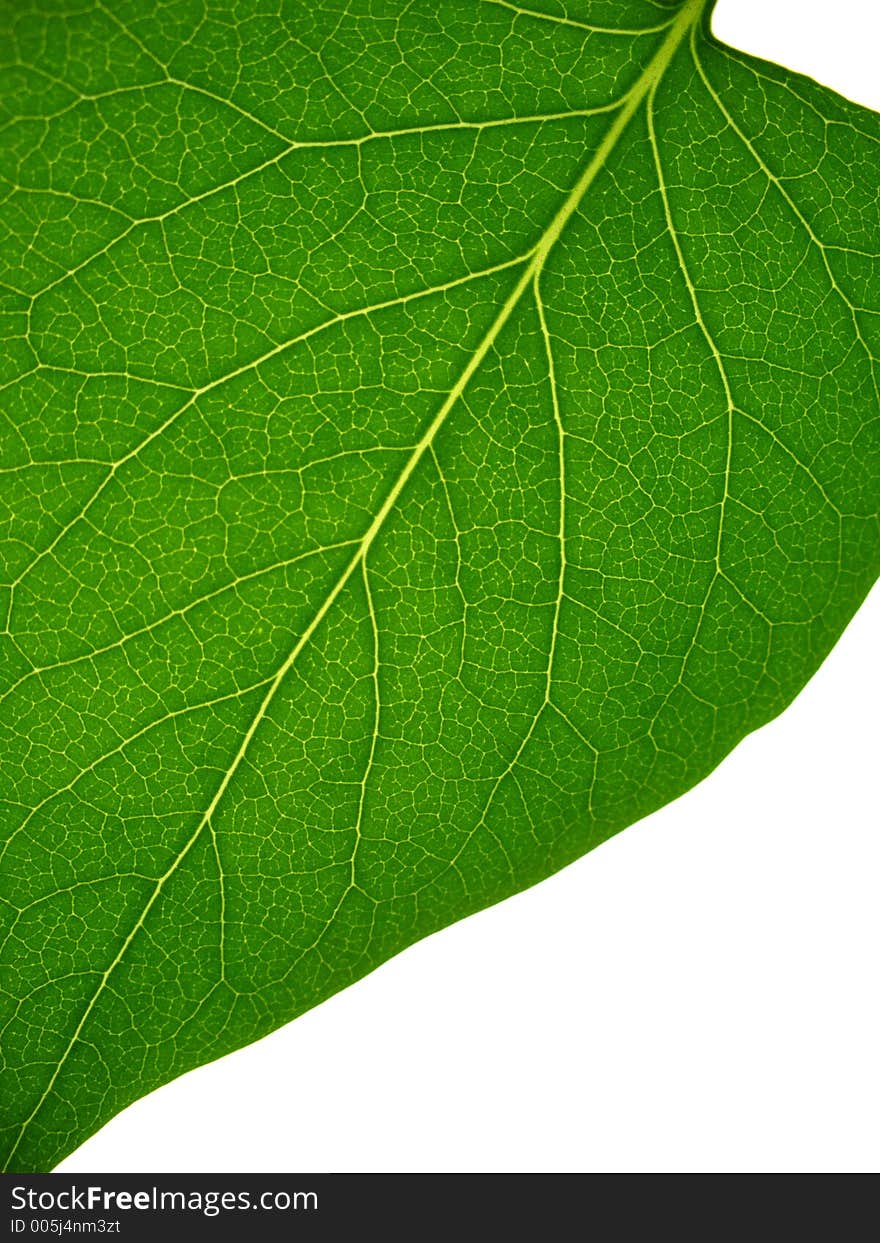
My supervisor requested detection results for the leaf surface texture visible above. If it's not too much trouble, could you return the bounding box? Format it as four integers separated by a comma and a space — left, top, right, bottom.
1, 0, 878, 1171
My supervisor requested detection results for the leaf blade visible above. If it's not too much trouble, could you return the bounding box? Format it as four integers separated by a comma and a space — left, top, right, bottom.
1, 0, 878, 1171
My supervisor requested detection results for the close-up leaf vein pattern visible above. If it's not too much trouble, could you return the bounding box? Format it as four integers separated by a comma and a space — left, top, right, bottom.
0, 0, 878, 1171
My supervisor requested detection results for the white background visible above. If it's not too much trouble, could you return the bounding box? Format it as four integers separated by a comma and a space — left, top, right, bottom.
59, 1, 880, 1175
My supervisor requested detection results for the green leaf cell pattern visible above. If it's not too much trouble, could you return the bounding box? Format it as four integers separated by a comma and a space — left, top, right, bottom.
1, 0, 878, 1171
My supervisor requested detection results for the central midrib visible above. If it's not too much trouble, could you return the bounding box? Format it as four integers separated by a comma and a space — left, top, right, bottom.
4, 0, 708, 1170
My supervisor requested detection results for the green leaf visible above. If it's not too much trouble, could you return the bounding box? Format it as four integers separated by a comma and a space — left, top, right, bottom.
1, 0, 878, 1172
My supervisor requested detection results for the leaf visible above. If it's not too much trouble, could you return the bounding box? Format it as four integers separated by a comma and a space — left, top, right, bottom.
1, 0, 878, 1172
